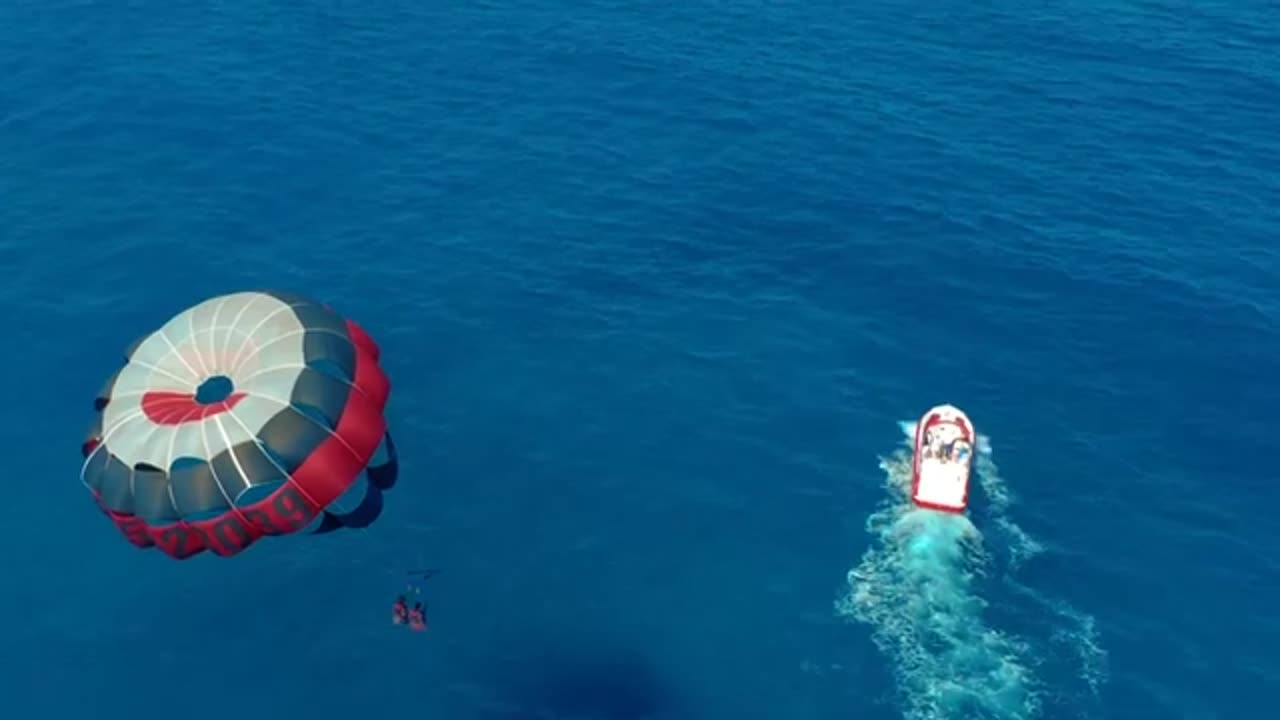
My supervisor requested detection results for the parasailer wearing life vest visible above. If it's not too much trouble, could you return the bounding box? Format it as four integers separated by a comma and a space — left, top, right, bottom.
408, 601, 427, 631
393, 569, 436, 631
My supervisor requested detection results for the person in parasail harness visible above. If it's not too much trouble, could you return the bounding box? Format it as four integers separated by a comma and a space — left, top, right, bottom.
408, 601, 427, 631
393, 569, 438, 630
391, 595, 409, 625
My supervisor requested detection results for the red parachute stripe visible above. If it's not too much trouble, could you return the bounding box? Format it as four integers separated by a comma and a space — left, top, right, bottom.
278, 318, 390, 513
140, 391, 248, 425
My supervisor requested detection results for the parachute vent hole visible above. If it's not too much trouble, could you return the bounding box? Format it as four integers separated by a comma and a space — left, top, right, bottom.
133, 462, 163, 473
94, 397, 109, 411
195, 375, 234, 404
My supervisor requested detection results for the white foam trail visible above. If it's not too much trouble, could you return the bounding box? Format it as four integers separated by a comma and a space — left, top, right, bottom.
837, 424, 1039, 719
838, 422, 1107, 719
972, 437, 1042, 569
969, 435, 1108, 705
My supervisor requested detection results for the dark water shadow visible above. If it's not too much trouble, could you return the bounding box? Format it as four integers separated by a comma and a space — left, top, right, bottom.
456, 622, 692, 719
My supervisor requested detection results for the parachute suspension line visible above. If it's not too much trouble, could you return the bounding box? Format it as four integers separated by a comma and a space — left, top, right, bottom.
320, 483, 378, 537
206, 412, 258, 530
153, 327, 200, 383
221, 292, 264, 366
228, 302, 305, 372
216, 404, 325, 514
160, 404, 206, 513
234, 362, 360, 393
217, 391, 368, 532
81, 408, 153, 500
247, 392, 364, 466
85, 405, 147, 468
161, 404, 204, 476
129, 358, 194, 389
403, 558, 435, 595
232, 330, 305, 377
236, 363, 307, 385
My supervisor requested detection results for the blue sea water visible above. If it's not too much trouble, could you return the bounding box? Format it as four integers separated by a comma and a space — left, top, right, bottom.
2, 0, 1278, 718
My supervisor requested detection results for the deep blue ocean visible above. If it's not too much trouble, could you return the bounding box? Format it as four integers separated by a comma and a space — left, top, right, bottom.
2, 1, 1277, 718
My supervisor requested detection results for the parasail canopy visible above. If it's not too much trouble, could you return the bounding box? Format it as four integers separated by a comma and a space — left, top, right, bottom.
81, 290, 397, 559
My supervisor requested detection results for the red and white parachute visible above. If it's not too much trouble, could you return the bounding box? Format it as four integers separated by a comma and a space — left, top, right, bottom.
81, 290, 397, 559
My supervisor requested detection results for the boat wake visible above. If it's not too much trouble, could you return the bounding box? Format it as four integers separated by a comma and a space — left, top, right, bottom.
834, 422, 1106, 719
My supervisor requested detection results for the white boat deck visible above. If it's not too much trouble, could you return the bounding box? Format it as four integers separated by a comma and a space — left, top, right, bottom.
914, 457, 969, 510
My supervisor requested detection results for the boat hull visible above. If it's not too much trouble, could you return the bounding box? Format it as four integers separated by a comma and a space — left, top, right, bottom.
910, 404, 975, 513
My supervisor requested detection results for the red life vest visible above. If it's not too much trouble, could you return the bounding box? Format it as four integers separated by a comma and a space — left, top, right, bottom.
408, 609, 426, 630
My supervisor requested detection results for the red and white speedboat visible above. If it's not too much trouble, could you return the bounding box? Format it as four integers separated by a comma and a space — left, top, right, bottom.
911, 404, 975, 513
